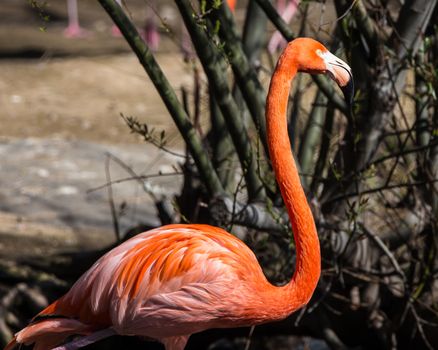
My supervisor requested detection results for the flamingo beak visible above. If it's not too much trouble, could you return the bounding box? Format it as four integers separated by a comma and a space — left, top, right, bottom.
321, 51, 354, 108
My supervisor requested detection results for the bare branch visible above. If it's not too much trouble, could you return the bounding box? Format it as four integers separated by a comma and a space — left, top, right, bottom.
361, 225, 406, 282
98, 0, 224, 197
326, 179, 438, 204
105, 155, 121, 242
176, 0, 266, 201
209, 2, 269, 157
210, 195, 288, 233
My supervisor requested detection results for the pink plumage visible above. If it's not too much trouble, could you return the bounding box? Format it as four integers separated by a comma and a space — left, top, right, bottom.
7, 224, 301, 350
5, 37, 354, 350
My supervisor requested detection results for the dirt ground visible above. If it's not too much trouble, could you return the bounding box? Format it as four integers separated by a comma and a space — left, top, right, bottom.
1, 54, 194, 143
0, 1, 194, 258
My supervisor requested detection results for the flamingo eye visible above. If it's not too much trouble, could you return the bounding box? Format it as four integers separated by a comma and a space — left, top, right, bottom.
315, 49, 323, 57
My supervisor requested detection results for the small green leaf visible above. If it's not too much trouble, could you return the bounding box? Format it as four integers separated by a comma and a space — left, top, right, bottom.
214, 19, 221, 34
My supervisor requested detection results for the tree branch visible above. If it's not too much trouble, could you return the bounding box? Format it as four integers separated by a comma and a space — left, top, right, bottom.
254, 0, 349, 115
209, 195, 288, 233
298, 91, 328, 189
353, 0, 382, 54
209, 2, 269, 157
209, 89, 236, 192
98, 0, 224, 197
175, 0, 265, 201
241, 0, 268, 63
321, 0, 438, 210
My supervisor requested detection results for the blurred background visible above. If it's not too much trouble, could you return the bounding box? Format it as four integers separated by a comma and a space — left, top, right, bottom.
0, 0, 437, 349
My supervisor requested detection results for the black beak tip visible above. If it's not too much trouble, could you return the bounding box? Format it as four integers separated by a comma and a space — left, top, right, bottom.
341, 77, 354, 110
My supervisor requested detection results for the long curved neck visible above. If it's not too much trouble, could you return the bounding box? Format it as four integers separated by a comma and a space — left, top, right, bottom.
266, 44, 321, 311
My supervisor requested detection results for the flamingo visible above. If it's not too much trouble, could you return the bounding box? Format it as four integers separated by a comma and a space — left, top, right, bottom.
268, 0, 300, 53
111, 0, 160, 51
5, 38, 353, 350
141, 0, 160, 52
64, 0, 89, 38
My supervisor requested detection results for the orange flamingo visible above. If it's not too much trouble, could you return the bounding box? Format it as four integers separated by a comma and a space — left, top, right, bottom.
5, 38, 352, 350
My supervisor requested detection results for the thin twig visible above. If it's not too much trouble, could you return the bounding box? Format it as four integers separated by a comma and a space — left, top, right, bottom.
244, 326, 255, 350
361, 225, 406, 282
104, 153, 167, 201
369, 141, 438, 168
98, 0, 224, 197
227, 173, 247, 233
105, 154, 120, 242
409, 304, 434, 350
320, 0, 359, 26
327, 179, 438, 204
87, 172, 183, 194
122, 115, 187, 158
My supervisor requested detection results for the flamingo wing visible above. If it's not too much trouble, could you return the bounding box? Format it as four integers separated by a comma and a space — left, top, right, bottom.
37, 224, 265, 341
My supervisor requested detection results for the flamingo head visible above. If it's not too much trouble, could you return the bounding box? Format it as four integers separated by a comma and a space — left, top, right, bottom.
290, 38, 354, 107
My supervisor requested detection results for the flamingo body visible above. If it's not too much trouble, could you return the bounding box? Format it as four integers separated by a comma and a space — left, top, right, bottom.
54, 224, 294, 330
11, 225, 303, 350
5, 38, 353, 350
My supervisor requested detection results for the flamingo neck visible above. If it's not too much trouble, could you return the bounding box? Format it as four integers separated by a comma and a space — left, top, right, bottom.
266, 44, 321, 311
